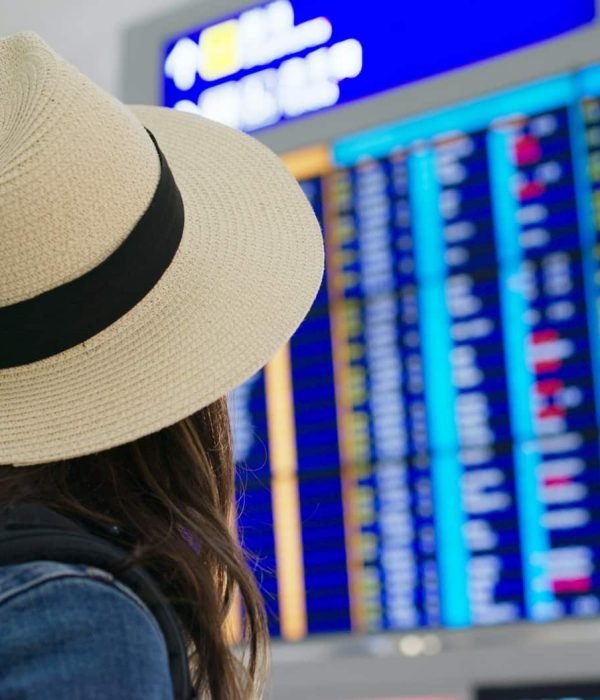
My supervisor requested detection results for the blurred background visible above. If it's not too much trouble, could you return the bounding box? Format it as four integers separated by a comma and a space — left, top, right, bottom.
4, 1, 600, 698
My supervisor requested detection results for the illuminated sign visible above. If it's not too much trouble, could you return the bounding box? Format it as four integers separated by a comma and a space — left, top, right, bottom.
162, 0, 596, 132
164, 1, 362, 131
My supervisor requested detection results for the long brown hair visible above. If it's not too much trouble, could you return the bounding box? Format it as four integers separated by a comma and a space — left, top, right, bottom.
0, 397, 269, 699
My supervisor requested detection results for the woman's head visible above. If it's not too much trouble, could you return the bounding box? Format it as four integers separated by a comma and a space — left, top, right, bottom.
0, 396, 268, 700
1, 33, 323, 698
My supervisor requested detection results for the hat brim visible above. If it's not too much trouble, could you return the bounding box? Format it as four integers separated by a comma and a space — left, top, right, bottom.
2, 106, 324, 466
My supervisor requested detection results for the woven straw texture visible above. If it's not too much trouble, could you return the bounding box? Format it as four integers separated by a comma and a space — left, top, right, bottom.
0, 32, 324, 466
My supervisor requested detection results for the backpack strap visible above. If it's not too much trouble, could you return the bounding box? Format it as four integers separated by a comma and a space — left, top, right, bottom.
0, 503, 192, 700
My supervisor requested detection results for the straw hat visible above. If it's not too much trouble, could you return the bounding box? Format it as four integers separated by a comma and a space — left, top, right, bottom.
0, 32, 324, 467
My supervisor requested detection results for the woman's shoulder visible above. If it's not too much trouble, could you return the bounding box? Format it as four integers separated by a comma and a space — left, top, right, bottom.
0, 560, 174, 699
0, 559, 155, 619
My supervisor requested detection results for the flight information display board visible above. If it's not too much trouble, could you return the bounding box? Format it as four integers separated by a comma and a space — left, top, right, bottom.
228, 63, 600, 640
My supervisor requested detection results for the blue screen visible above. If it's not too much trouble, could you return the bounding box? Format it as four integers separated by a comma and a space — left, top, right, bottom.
161, 0, 596, 132
230, 62, 600, 638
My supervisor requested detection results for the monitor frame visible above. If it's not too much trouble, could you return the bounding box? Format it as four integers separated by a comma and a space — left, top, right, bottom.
123, 0, 600, 155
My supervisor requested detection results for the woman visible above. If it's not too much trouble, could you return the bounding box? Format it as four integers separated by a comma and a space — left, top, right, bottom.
0, 31, 323, 700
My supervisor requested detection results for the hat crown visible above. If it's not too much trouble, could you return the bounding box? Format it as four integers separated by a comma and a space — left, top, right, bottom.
0, 32, 160, 306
